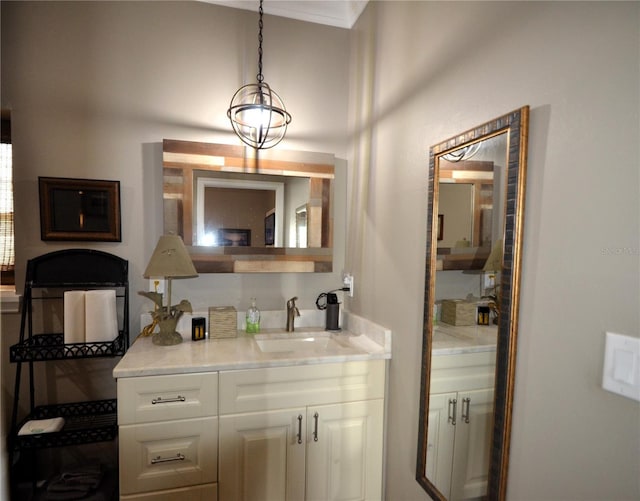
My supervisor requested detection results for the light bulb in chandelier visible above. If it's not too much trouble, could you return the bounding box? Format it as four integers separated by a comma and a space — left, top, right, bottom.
228, 81, 291, 149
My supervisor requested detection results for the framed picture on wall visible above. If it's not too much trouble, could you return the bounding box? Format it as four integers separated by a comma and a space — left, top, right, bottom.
217, 228, 251, 247
38, 177, 121, 241
438, 214, 444, 241
264, 211, 275, 246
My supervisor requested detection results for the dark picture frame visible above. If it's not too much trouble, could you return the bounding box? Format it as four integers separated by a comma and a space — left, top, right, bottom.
217, 228, 251, 247
39, 177, 121, 242
437, 214, 444, 241
264, 212, 275, 246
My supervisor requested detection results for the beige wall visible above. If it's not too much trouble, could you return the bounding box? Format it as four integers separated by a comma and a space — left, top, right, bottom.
347, 1, 639, 500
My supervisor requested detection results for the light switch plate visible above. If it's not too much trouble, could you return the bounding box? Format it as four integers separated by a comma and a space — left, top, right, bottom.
602, 331, 640, 402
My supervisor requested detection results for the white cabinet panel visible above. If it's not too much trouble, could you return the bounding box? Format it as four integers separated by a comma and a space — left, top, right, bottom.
427, 350, 496, 501
119, 416, 218, 495
306, 400, 384, 501
427, 387, 494, 501
450, 388, 494, 500
121, 483, 217, 500
219, 402, 384, 501
118, 372, 218, 424
219, 409, 306, 501
425, 392, 456, 499
219, 360, 385, 414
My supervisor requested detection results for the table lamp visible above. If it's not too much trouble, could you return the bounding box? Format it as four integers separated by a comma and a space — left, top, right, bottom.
143, 235, 198, 345
483, 239, 503, 324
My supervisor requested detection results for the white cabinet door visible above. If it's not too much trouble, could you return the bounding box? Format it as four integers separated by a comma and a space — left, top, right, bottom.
450, 387, 494, 501
218, 362, 387, 501
306, 400, 384, 501
426, 392, 457, 499
219, 409, 306, 501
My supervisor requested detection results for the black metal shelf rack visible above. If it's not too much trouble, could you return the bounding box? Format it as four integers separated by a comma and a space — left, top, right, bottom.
8, 249, 129, 495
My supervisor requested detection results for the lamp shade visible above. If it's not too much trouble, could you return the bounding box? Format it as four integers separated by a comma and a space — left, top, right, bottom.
483, 239, 503, 272
144, 235, 198, 279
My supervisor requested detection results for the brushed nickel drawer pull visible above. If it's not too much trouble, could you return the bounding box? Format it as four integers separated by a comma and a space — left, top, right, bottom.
448, 398, 457, 426
313, 412, 319, 442
297, 414, 303, 444
462, 397, 471, 424
151, 396, 186, 405
151, 453, 186, 464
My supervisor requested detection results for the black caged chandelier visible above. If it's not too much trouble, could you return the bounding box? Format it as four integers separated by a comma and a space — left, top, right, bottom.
227, 0, 292, 149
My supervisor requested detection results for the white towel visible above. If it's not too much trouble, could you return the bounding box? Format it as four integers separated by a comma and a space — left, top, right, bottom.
18, 417, 65, 436
85, 290, 119, 343
64, 291, 86, 343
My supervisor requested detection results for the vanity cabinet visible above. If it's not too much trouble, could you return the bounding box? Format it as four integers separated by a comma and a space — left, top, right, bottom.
117, 372, 219, 500
218, 360, 385, 501
426, 351, 496, 500
116, 359, 386, 501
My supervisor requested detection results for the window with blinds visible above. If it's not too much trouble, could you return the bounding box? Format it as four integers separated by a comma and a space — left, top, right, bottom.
1, 116, 14, 285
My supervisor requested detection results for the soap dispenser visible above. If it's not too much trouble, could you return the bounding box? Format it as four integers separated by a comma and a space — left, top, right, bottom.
246, 298, 261, 333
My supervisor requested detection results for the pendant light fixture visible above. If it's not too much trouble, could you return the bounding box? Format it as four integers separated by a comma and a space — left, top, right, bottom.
227, 0, 292, 149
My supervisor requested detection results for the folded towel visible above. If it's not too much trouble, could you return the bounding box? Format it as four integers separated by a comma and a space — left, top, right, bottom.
18, 417, 65, 436
46, 461, 104, 499
46, 487, 92, 500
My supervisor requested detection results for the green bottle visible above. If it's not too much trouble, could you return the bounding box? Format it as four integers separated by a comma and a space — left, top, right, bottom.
246, 298, 261, 333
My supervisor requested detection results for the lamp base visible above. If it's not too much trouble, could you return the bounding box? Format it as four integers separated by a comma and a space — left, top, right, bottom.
152, 330, 182, 346
152, 318, 183, 346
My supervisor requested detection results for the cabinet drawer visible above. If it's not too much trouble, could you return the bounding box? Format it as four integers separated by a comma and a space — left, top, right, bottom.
219, 360, 385, 414
121, 482, 217, 500
119, 417, 218, 495
430, 352, 496, 394
118, 372, 217, 424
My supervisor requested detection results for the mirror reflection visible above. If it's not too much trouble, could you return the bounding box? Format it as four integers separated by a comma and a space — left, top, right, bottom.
437, 133, 506, 271
162, 140, 335, 273
417, 107, 529, 501
428, 136, 504, 501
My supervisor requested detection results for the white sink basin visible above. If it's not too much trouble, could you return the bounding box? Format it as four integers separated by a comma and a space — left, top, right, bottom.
254, 332, 343, 353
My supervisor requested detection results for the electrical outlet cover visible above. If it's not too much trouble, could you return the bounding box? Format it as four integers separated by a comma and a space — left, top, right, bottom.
148, 278, 165, 294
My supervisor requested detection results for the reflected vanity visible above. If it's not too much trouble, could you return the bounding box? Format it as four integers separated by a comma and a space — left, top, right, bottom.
163, 139, 335, 273
417, 107, 529, 501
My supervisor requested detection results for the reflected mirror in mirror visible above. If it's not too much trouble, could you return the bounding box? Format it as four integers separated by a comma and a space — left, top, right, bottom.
437, 132, 507, 271
163, 140, 335, 273
417, 107, 529, 501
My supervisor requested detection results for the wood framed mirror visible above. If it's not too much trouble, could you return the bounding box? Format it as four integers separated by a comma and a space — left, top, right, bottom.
163, 140, 334, 273
417, 106, 529, 500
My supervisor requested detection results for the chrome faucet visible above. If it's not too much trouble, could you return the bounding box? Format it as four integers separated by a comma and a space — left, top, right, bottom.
286, 296, 300, 332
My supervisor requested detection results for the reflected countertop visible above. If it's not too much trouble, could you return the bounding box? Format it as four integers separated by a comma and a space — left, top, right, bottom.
432, 323, 497, 355
113, 311, 391, 378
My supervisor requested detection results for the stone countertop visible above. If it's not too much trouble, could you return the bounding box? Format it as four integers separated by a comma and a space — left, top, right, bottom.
431, 323, 497, 355
113, 311, 391, 378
